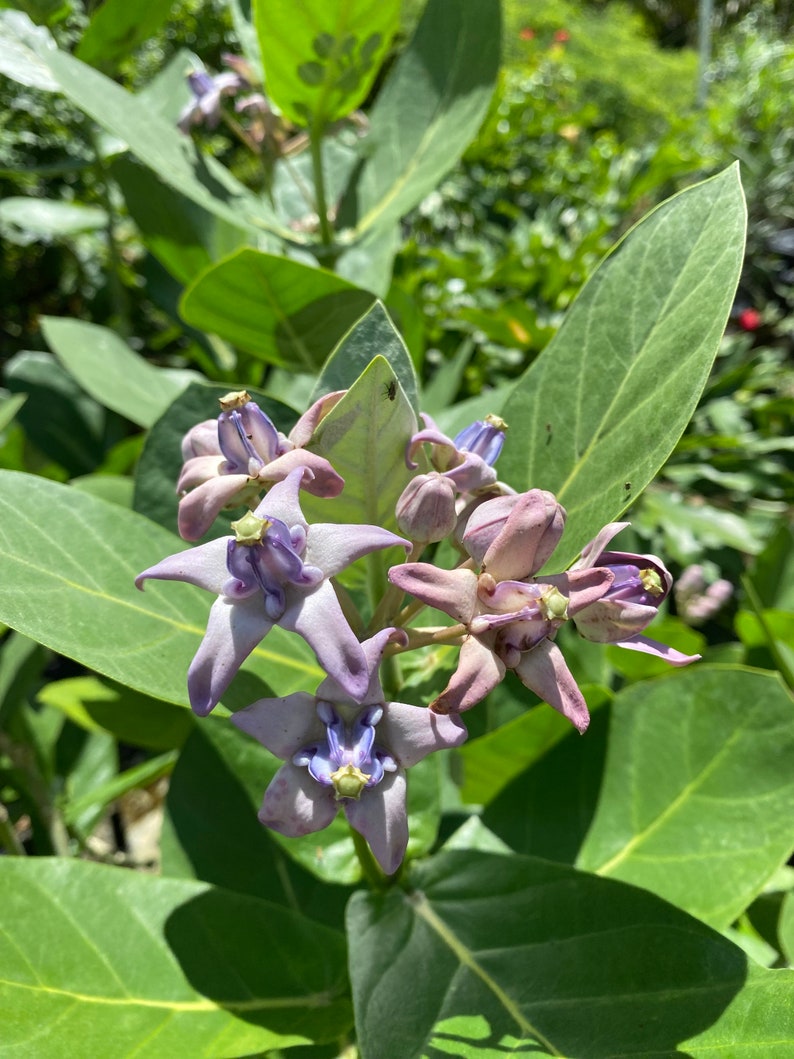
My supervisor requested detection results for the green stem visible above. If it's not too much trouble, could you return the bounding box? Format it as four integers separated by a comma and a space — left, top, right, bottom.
351, 825, 392, 890
309, 122, 334, 251
741, 575, 794, 690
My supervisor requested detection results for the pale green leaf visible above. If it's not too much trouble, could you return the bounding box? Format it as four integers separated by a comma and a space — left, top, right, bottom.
498, 165, 746, 567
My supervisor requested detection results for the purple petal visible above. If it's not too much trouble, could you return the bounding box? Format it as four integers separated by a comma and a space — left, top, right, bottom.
288, 390, 347, 447
573, 599, 660, 642
258, 450, 344, 498
315, 628, 408, 707
541, 568, 614, 616
388, 564, 478, 625
380, 701, 468, 766
177, 454, 224, 491
344, 769, 408, 875
513, 640, 590, 733
177, 473, 253, 541
571, 522, 630, 569
135, 537, 229, 594
430, 635, 505, 713
187, 594, 271, 715
253, 468, 307, 532
181, 419, 219, 461
614, 635, 701, 665
230, 693, 318, 757
281, 582, 369, 701
305, 523, 409, 579
260, 762, 338, 837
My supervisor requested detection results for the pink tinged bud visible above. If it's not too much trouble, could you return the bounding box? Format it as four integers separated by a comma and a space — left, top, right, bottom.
396, 473, 457, 543
463, 489, 566, 580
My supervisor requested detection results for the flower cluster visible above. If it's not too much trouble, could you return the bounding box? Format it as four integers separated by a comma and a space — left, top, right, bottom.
137, 384, 697, 873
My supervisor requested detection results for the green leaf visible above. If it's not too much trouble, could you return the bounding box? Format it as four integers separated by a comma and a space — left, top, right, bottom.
349, 849, 794, 1058
76, 0, 175, 72
70, 474, 134, 509
41, 317, 197, 429
62, 748, 177, 828
254, 0, 400, 127
179, 248, 375, 369
37, 676, 194, 751
497, 165, 747, 566
343, 0, 501, 237
0, 471, 323, 709
300, 355, 416, 537
57, 726, 118, 836
0, 197, 107, 241
577, 666, 794, 930
310, 301, 420, 417
0, 392, 27, 434
0, 11, 59, 91
133, 381, 297, 536
0, 858, 352, 1057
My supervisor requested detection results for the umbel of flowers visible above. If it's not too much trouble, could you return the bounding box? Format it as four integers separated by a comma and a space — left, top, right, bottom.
137, 387, 698, 874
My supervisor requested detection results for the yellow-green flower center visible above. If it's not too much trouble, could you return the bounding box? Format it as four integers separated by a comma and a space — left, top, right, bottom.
330, 763, 370, 800
539, 585, 569, 621
640, 568, 664, 597
231, 511, 271, 545
219, 389, 251, 411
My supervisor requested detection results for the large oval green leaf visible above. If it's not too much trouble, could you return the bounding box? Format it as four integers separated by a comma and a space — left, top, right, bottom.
0, 471, 322, 709
497, 164, 746, 567
0, 858, 352, 1058
576, 665, 794, 929
348, 849, 794, 1058
179, 248, 375, 369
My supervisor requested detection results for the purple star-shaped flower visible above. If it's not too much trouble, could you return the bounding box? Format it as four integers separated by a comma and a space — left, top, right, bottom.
136, 468, 408, 716
177, 390, 346, 541
231, 628, 467, 874
389, 490, 613, 732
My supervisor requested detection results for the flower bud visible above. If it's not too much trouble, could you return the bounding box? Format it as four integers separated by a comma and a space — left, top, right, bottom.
396, 473, 457, 543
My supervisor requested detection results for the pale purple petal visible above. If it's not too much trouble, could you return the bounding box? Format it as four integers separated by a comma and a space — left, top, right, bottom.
177, 454, 225, 492
513, 639, 590, 733
288, 390, 347, 447
280, 582, 369, 701
253, 467, 307, 531
344, 769, 408, 875
315, 627, 407, 707
380, 701, 467, 766
431, 635, 505, 713
257, 449, 344, 498
177, 473, 253, 541
187, 594, 272, 715
135, 537, 229, 594
573, 599, 660, 642
464, 490, 565, 580
541, 568, 614, 615
260, 761, 338, 837
305, 523, 409, 579
230, 693, 318, 757
614, 635, 701, 665
388, 564, 478, 624
570, 522, 630, 569
181, 419, 220, 460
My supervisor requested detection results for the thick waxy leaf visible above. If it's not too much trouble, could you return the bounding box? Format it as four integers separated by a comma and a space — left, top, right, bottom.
347, 849, 794, 1059
41, 317, 196, 429
342, 0, 501, 237
0, 14, 283, 239
0, 11, 59, 90
0, 858, 352, 1057
254, 0, 400, 127
133, 381, 297, 536
179, 249, 375, 368
0, 471, 323, 709
76, 0, 175, 71
577, 666, 794, 929
310, 301, 420, 417
498, 165, 746, 566
300, 356, 416, 536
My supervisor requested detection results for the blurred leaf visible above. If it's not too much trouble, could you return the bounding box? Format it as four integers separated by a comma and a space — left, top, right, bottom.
310, 300, 420, 416
498, 165, 747, 567
637, 489, 769, 559
0, 11, 59, 90
255, 0, 400, 126
348, 849, 794, 1058
4, 351, 106, 476
0, 858, 352, 1056
76, 0, 176, 72
751, 521, 794, 611
133, 381, 296, 536
180, 249, 375, 369
0, 197, 107, 242
0, 471, 323, 709
0, 392, 27, 434
343, 0, 501, 237
735, 609, 794, 687
578, 666, 794, 930
58, 725, 117, 837
62, 748, 177, 828
41, 317, 197, 429
38, 675, 194, 751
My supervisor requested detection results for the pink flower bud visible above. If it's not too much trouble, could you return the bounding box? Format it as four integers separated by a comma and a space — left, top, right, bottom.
396, 473, 457, 543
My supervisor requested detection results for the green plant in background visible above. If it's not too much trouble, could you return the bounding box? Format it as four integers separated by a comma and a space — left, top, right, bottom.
0, 1, 793, 1056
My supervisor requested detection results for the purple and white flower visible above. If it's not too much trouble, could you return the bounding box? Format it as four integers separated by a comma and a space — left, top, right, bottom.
137, 468, 408, 716
232, 628, 467, 874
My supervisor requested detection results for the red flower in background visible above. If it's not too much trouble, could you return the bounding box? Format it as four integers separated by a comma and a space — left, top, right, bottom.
519, 26, 535, 40
553, 29, 570, 43
737, 307, 761, 331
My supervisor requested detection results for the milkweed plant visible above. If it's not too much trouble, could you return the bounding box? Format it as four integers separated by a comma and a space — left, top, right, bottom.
2, 2, 794, 1058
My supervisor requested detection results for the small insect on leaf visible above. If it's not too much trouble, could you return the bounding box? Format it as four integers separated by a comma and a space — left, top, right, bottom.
624, 482, 631, 491
383, 380, 397, 401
